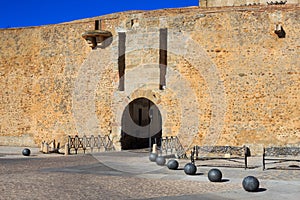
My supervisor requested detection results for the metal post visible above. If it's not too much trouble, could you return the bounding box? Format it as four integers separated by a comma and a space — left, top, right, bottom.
244, 145, 247, 170
191, 150, 195, 164
263, 148, 266, 170
149, 108, 153, 152
148, 124, 151, 153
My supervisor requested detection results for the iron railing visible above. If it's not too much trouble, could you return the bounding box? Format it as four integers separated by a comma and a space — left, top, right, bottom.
263, 146, 300, 170
159, 136, 186, 158
191, 145, 250, 169
68, 135, 115, 154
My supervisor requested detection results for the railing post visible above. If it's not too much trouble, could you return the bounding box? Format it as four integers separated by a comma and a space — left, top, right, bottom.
195, 145, 199, 159
190, 150, 195, 164
243, 145, 247, 170
103, 136, 107, 151
105, 135, 109, 151
74, 135, 79, 154
82, 135, 87, 154
90, 135, 94, 153
263, 147, 266, 170
68, 136, 71, 151
161, 137, 163, 154
97, 135, 101, 151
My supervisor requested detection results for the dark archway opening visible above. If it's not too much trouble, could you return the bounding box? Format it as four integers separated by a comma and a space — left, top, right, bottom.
121, 97, 162, 150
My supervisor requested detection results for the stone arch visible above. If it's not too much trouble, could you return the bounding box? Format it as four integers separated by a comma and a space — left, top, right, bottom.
120, 97, 162, 150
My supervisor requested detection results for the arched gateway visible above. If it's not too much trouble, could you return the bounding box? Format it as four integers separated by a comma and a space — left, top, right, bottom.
120, 97, 162, 150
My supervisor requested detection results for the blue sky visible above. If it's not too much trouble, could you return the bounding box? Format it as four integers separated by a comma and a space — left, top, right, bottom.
0, 0, 198, 29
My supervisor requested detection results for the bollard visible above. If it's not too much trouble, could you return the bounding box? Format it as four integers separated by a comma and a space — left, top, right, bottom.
184, 163, 197, 175
65, 143, 69, 156
149, 152, 158, 162
156, 156, 166, 166
22, 148, 31, 156
208, 168, 222, 182
40, 142, 44, 152
242, 176, 260, 192
42, 143, 49, 154
167, 160, 179, 170
152, 144, 157, 154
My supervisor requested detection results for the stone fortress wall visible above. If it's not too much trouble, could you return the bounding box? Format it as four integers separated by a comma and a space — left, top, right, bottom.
199, 0, 300, 7
0, 4, 299, 153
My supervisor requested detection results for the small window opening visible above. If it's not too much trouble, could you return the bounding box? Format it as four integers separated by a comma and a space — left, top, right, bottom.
95, 20, 100, 30
131, 19, 134, 27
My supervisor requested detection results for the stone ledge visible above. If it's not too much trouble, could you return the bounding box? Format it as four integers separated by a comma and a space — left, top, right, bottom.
82, 30, 112, 49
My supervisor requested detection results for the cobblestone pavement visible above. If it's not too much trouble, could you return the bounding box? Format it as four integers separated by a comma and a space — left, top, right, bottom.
0, 147, 299, 200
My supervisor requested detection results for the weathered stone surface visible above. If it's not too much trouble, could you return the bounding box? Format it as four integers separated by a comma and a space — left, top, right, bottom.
200, 0, 300, 7
0, 5, 299, 153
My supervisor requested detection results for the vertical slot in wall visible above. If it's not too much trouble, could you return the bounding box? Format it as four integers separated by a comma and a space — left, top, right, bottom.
95, 20, 100, 30
159, 28, 168, 90
118, 32, 126, 91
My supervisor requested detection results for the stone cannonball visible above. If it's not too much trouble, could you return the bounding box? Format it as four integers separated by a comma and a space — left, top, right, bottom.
167, 159, 179, 170
156, 156, 166, 166
184, 163, 197, 175
242, 176, 260, 192
149, 153, 158, 162
22, 148, 31, 156
208, 168, 222, 182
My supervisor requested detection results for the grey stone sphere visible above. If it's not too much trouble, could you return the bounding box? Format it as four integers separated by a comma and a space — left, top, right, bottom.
242, 176, 260, 192
149, 153, 157, 162
184, 163, 197, 175
167, 159, 179, 170
208, 168, 222, 182
156, 156, 166, 166
22, 148, 31, 156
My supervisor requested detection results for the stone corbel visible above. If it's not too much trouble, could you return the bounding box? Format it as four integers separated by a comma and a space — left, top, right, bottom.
274, 24, 286, 38
82, 30, 112, 49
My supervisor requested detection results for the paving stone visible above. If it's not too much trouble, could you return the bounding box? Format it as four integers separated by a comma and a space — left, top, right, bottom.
0, 149, 299, 200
